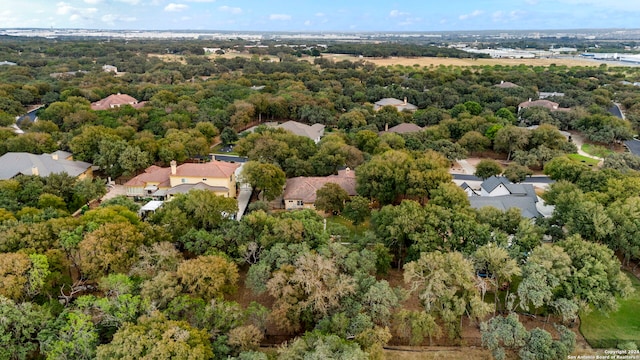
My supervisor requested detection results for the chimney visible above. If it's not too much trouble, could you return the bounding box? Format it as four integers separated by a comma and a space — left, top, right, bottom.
51, 153, 58, 160
501, 80, 504, 84
345, 167, 350, 174
170, 160, 177, 175
403, 97, 407, 105
528, 98, 532, 102
385, 123, 389, 132
31, 166, 39, 176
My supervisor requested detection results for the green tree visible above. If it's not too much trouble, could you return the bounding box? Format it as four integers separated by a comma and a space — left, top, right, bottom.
503, 163, 533, 183
241, 161, 286, 201
494, 126, 530, 160
404, 251, 493, 339
481, 313, 528, 360
543, 156, 589, 183
220, 127, 238, 146
458, 131, 491, 155
78, 223, 144, 279
315, 183, 350, 214
39, 311, 98, 360
475, 159, 503, 180
96, 311, 213, 360
177, 255, 239, 301
0, 297, 52, 360
343, 196, 371, 225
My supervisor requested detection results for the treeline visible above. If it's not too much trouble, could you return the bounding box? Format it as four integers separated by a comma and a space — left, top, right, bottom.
326, 43, 488, 58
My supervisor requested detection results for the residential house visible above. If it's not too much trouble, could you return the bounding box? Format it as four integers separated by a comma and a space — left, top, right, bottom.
466, 176, 546, 218
538, 92, 565, 99
374, 98, 418, 112
494, 81, 520, 89
276, 120, 325, 143
0, 61, 17, 66
282, 169, 356, 210
91, 93, 146, 111
102, 64, 118, 73
0, 151, 92, 180
124, 160, 241, 199
518, 99, 570, 113
381, 122, 423, 134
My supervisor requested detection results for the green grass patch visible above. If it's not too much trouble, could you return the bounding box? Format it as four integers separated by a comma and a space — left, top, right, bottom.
211, 143, 239, 155
580, 271, 640, 349
325, 214, 369, 239
567, 153, 600, 166
581, 143, 614, 158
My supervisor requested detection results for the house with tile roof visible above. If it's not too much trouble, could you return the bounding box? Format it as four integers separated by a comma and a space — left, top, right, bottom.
0, 151, 92, 180
518, 99, 570, 113
282, 169, 356, 210
374, 98, 418, 112
124, 160, 241, 199
91, 93, 146, 111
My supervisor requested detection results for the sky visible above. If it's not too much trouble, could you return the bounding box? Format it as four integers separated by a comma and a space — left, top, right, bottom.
1, 0, 640, 32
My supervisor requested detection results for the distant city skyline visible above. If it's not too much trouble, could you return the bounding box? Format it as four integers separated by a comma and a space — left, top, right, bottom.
2, 0, 640, 32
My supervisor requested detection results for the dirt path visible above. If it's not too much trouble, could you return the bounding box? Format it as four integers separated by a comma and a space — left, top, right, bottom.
569, 131, 604, 165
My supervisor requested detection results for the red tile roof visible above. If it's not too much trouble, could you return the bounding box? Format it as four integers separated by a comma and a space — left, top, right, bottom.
175, 161, 240, 178
124, 161, 240, 187
91, 93, 146, 110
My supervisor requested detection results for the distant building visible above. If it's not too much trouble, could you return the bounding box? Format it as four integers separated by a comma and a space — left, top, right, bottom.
374, 98, 418, 112
0, 61, 17, 66
102, 64, 118, 73
0, 151, 92, 180
538, 92, 565, 99
494, 81, 520, 89
91, 93, 146, 111
283, 169, 356, 210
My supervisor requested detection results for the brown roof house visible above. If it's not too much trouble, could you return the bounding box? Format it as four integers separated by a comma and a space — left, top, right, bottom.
124, 160, 240, 199
518, 99, 570, 113
91, 93, 146, 111
282, 169, 357, 210
374, 97, 418, 112
381, 122, 423, 134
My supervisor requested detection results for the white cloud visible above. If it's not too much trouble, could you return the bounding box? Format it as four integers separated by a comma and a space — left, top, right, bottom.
315, 12, 325, 17
525, 0, 539, 4
219, 6, 242, 14
556, 0, 640, 11
269, 14, 291, 20
101, 14, 136, 24
492, 10, 525, 23
304, 20, 312, 26
56, 2, 97, 20
459, 10, 483, 20
389, 10, 409, 17
165, 3, 189, 12
84, 0, 102, 4
184, 0, 216, 2
115, 0, 142, 4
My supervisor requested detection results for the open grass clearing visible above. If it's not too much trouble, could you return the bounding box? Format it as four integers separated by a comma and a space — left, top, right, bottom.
325, 214, 368, 239
567, 153, 600, 166
581, 143, 613, 158
580, 271, 640, 349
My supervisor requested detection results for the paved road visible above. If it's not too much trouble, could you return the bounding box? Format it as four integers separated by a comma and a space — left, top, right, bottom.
453, 174, 554, 184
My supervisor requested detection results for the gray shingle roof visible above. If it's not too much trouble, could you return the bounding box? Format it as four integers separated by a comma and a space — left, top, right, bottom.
0, 152, 92, 180
469, 195, 541, 218
276, 121, 325, 141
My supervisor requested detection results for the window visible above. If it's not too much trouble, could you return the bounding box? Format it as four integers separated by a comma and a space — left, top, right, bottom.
181, 178, 187, 183
296, 200, 304, 206
202, 178, 207, 181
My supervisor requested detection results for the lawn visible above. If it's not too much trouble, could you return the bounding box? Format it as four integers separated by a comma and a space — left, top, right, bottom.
580, 271, 640, 349
581, 144, 613, 158
325, 214, 369, 239
567, 153, 600, 166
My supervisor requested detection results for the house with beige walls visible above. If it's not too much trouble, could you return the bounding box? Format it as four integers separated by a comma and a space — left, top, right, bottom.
125, 160, 241, 199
